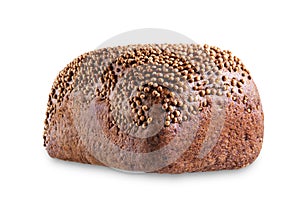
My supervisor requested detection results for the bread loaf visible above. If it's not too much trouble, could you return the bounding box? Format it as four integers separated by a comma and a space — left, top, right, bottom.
44, 44, 263, 173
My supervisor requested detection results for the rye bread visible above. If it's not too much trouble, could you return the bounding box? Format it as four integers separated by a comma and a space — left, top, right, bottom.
44, 44, 264, 173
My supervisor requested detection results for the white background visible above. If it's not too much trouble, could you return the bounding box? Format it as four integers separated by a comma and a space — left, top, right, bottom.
0, 0, 299, 199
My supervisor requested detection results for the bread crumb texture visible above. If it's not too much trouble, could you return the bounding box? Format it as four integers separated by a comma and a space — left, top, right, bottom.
44, 44, 263, 173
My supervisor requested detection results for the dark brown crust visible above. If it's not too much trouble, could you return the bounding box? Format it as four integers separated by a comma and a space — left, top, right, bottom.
44, 44, 263, 173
